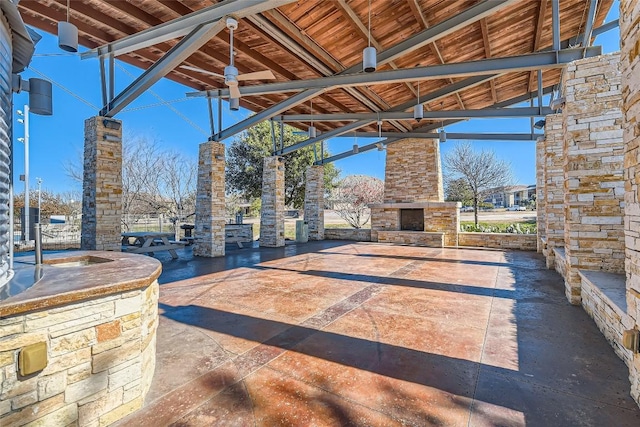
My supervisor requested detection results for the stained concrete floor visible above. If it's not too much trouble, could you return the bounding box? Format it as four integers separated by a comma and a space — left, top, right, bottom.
115, 241, 640, 426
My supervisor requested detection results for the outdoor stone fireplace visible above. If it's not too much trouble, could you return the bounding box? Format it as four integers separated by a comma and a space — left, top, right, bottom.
370, 138, 460, 247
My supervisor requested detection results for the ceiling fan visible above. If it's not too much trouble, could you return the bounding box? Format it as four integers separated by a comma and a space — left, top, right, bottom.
180, 17, 275, 100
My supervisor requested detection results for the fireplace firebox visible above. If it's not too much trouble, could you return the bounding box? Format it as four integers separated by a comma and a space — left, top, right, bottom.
400, 209, 424, 231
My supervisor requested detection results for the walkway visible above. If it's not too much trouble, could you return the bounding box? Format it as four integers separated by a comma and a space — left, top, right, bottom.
116, 241, 640, 426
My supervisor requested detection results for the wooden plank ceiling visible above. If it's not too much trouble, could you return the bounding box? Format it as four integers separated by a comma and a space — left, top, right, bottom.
17, 0, 614, 134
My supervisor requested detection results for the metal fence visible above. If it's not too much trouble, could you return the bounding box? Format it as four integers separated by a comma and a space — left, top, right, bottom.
13, 214, 189, 252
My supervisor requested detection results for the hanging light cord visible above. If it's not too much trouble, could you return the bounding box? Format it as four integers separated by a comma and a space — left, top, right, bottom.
417, 81, 420, 104
368, 0, 372, 47
66, 0, 70, 22
310, 99, 313, 129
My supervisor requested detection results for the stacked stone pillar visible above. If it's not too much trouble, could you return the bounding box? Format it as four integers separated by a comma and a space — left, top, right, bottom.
622, 0, 640, 405
260, 156, 285, 247
81, 117, 123, 251
383, 138, 443, 203
304, 165, 324, 240
193, 141, 226, 257
542, 114, 565, 268
562, 53, 625, 305
536, 137, 546, 253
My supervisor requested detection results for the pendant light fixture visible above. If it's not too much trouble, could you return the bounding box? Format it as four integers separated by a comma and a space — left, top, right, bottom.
414, 81, 423, 121
308, 100, 316, 138
439, 127, 447, 142
377, 112, 382, 138
58, 0, 78, 52
229, 97, 240, 111
363, 0, 376, 73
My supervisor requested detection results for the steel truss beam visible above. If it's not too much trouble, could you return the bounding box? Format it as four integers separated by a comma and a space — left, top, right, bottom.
273, 107, 553, 122
275, 44, 602, 155
82, 0, 296, 59
348, 132, 537, 140
211, 0, 519, 141
210, 47, 601, 99
318, 86, 554, 165
278, 75, 497, 155
101, 20, 227, 117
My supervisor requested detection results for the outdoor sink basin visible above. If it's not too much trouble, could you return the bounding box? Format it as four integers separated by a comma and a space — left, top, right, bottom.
45, 255, 113, 268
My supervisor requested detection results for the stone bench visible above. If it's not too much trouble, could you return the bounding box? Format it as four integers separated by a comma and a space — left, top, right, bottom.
377, 231, 444, 247
553, 247, 567, 279
579, 270, 633, 366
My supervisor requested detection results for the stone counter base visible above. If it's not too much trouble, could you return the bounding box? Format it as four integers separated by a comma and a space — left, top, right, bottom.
377, 231, 444, 247
0, 281, 159, 426
458, 233, 537, 251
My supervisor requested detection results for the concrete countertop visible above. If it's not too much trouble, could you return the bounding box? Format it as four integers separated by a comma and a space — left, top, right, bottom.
0, 251, 162, 318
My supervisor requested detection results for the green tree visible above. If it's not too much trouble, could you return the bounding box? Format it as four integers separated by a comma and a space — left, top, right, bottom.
226, 122, 340, 209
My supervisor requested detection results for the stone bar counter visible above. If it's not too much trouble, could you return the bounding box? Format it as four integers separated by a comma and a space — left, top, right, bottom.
0, 251, 161, 426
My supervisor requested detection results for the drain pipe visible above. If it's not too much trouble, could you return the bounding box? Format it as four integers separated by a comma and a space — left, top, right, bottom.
34, 223, 42, 265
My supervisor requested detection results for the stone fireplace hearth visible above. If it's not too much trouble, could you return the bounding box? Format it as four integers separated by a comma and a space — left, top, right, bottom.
370, 138, 460, 247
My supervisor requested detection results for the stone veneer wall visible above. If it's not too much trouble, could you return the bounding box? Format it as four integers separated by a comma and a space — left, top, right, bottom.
81, 117, 122, 251
260, 156, 285, 247
579, 271, 633, 367
304, 166, 324, 240
562, 53, 625, 305
323, 228, 371, 241
536, 136, 546, 253
458, 233, 537, 251
384, 138, 443, 202
543, 114, 565, 269
193, 141, 226, 257
621, 0, 640, 405
377, 231, 444, 247
0, 282, 158, 426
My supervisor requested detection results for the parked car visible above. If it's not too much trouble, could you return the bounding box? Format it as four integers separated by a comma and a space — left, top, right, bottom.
506, 205, 526, 211
460, 206, 474, 212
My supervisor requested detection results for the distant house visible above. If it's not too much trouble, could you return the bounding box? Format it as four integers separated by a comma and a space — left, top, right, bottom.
484, 185, 536, 208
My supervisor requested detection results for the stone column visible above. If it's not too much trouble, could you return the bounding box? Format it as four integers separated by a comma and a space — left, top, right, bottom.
543, 114, 565, 269
81, 117, 122, 251
193, 141, 226, 257
384, 138, 443, 202
621, 0, 640, 405
536, 136, 546, 253
562, 53, 625, 305
260, 156, 285, 247
304, 165, 324, 240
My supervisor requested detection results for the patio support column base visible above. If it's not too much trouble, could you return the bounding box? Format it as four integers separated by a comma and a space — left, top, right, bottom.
81, 116, 122, 251
194, 141, 225, 257
304, 165, 324, 240
260, 156, 285, 247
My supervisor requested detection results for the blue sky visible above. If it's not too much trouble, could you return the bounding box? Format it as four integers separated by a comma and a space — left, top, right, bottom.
13, 2, 621, 194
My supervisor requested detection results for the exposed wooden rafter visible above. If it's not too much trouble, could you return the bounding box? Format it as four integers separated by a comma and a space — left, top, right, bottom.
404, 0, 466, 110
528, 0, 549, 92
480, 19, 498, 104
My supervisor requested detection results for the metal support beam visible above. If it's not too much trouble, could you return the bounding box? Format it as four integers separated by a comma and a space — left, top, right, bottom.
552, 0, 560, 51
207, 92, 215, 136
320, 85, 555, 165
208, 47, 601, 99
108, 54, 115, 102
343, 132, 539, 140
582, 0, 599, 47
82, 0, 297, 59
101, 20, 226, 117
274, 107, 553, 122
213, 0, 519, 141
275, 75, 496, 155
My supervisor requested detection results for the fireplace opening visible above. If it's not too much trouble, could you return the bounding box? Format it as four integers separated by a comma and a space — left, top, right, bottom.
400, 209, 424, 231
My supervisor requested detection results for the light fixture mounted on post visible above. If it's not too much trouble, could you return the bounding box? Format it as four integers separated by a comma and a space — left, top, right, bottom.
362, 0, 376, 73
534, 119, 546, 130
58, 0, 78, 52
